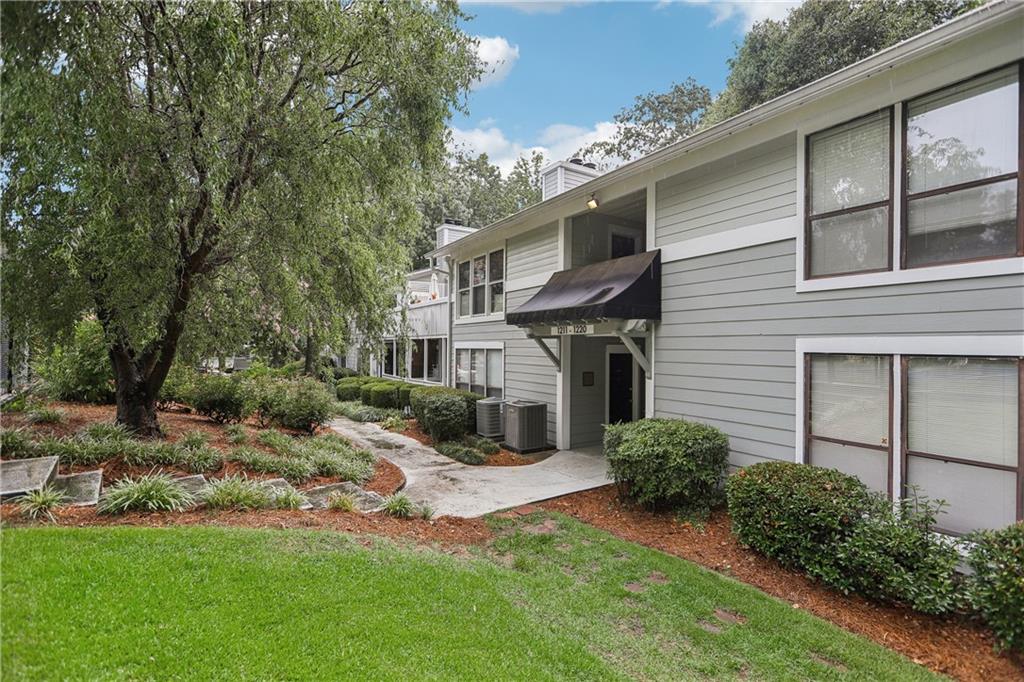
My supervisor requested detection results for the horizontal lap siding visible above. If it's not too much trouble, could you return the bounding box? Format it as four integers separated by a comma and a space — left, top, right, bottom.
655, 239, 1024, 468
452, 287, 558, 444
507, 223, 558, 283
655, 135, 797, 245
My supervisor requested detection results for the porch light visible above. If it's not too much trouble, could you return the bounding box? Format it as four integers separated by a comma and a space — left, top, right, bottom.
586, 194, 599, 210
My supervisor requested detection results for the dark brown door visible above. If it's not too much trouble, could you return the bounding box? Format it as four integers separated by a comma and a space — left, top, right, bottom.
610, 233, 636, 259
608, 353, 633, 424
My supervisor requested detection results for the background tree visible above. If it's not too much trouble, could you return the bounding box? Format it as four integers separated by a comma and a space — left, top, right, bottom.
703, 0, 980, 124
1, 1, 479, 435
577, 78, 711, 166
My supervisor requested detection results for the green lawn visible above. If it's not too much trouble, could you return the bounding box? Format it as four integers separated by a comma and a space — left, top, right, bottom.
2, 513, 939, 681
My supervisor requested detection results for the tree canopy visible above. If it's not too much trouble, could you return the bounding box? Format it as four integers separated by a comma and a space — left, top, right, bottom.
1, 0, 479, 433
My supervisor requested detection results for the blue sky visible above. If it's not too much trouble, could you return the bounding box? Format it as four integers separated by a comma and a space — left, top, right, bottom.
452, 1, 801, 172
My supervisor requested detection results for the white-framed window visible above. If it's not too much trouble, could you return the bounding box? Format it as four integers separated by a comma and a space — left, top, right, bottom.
797, 338, 1023, 535
800, 62, 1022, 288
387, 337, 444, 384
382, 340, 397, 377
457, 249, 504, 317
455, 347, 503, 398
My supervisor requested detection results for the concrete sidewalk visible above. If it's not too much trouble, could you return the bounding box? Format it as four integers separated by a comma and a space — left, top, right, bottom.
330, 417, 612, 518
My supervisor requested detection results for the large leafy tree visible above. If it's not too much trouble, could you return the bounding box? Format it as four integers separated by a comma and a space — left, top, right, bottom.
703, 0, 980, 124
577, 78, 711, 166
1, 1, 478, 435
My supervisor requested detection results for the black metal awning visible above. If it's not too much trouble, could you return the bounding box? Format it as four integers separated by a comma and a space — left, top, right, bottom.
506, 250, 661, 327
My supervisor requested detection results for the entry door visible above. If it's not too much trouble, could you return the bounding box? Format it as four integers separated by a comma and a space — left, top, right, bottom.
610, 233, 637, 259
608, 353, 634, 424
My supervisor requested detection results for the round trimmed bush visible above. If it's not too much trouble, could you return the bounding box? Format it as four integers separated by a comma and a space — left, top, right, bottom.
270, 377, 335, 433
420, 393, 467, 442
336, 377, 366, 401
604, 418, 728, 511
726, 461, 873, 575
398, 384, 415, 409
368, 383, 399, 409
409, 386, 482, 433
189, 374, 250, 424
967, 522, 1024, 653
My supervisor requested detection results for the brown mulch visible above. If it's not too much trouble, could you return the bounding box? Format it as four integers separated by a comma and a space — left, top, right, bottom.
401, 418, 551, 466
3, 401, 403, 494
0, 504, 491, 547
538, 486, 1024, 682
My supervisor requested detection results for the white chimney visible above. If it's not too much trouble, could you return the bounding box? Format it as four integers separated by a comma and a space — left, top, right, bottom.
434, 218, 477, 250
541, 158, 602, 201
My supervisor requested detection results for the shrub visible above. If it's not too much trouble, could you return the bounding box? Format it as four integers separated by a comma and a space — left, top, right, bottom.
26, 406, 65, 425
33, 319, 114, 403
189, 374, 249, 423
726, 461, 873, 575
398, 384, 415, 409
1, 428, 36, 459
225, 423, 248, 445
967, 522, 1024, 653
327, 492, 356, 512
435, 440, 485, 465
270, 378, 335, 433
332, 367, 358, 380
382, 492, 415, 518
201, 475, 272, 510
18, 485, 66, 522
367, 383, 400, 409
463, 434, 499, 456
238, 374, 285, 427
409, 386, 482, 433
98, 473, 194, 514
157, 363, 198, 409
336, 378, 365, 402
359, 382, 381, 405
816, 493, 963, 614
279, 360, 305, 377
605, 418, 729, 511
420, 393, 467, 443
273, 488, 308, 510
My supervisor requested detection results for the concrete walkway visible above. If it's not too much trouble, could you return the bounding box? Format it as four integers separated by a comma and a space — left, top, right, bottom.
330, 417, 612, 518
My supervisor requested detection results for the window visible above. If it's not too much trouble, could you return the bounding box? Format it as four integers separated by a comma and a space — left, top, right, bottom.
806, 110, 893, 277
806, 354, 892, 495
904, 66, 1021, 268
382, 340, 396, 377
455, 347, 503, 398
457, 249, 504, 317
904, 356, 1021, 534
426, 339, 442, 383
410, 340, 424, 380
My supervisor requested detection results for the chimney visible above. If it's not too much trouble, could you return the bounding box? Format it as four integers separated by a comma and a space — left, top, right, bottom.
540, 159, 602, 201
435, 219, 477, 250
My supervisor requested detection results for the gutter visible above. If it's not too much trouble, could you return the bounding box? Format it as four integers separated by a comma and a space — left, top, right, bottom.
426, 0, 1021, 260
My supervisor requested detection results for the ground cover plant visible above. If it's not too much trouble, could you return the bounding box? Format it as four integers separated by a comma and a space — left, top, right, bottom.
97, 473, 194, 514
16, 486, 66, 522
1, 520, 942, 680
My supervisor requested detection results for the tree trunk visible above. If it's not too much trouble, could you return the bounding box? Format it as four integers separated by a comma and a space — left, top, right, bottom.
110, 349, 162, 438
303, 334, 317, 375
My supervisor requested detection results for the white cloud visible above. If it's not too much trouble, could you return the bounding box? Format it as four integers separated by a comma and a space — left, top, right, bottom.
462, 1, 585, 14
473, 36, 520, 89
450, 120, 618, 174
671, 0, 804, 31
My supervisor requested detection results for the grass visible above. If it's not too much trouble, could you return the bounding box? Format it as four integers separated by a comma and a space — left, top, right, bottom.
200, 475, 272, 510
0, 518, 939, 681
97, 474, 194, 514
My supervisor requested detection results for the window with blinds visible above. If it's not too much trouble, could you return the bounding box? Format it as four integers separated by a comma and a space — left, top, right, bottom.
455, 348, 503, 398
806, 110, 893, 277
904, 66, 1020, 268
806, 354, 892, 495
904, 356, 1021, 534
457, 249, 504, 317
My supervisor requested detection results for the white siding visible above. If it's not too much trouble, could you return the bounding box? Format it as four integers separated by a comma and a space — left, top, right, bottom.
507, 222, 558, 284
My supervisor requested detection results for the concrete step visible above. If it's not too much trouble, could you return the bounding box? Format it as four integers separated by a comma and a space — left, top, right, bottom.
1, 456, 59, 499
52, 470, 103, 506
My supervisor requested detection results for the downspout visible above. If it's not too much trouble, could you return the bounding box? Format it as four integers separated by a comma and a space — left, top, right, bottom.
440, 255, 454, 387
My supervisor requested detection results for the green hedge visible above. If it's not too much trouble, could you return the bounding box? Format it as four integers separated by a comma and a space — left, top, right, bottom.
409, 386, 483, 434
604, 418, 728, 511
967, 523, 1024, 653
725, 461, 873, 576
367, 383, 400, 409
189, 374, 250, 424
419, 393, 466, 442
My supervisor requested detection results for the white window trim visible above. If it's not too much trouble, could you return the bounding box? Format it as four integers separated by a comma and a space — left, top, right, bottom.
794, 335, 1024, 504
452, 343, 506, 397
455, 249, 505, 320
796, 90, 1023, 292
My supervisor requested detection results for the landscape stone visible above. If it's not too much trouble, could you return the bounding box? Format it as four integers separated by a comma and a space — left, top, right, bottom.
303, 481, 386, 512
52, 470, 103, 506
258, 478, 293, 493
1, 456, 58, 498
172, 474, 208, 498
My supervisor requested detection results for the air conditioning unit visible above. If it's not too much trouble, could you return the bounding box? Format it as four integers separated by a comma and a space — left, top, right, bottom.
503, 400, 548, 453
476, 398, 505, 438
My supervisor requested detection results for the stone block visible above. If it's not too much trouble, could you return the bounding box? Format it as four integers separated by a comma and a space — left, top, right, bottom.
1, 456, 58, 498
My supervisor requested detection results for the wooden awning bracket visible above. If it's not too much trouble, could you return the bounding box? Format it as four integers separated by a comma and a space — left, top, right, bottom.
614, 330, 651, 375
528, 335, 561, 371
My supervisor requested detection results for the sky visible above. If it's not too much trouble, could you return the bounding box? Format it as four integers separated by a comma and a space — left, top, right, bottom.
451, 1, 802, 173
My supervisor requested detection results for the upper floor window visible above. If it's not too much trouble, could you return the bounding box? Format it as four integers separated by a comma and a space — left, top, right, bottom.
457, 249, 504, 317
803, 63, 1022, 281
807, 110, 893, 278
904, 65, 1020, 268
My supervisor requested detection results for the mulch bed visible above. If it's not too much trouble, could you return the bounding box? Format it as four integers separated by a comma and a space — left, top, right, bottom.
538, 486, 1023, 682
401, 419, 552, 466
0, 504, 491, 547
3, 401, 404, 495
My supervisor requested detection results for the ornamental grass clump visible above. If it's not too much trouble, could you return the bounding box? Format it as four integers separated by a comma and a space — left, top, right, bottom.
435, 441, 485, 465
605, 418, 729, 512
98, 473, 194, 514
18, 485, 66, 522
25, 406, 65, 425
229, 448, 316, 482
327, 492, 356, 512
225, 423, 248, 445
1, 428, 36, 459
382, 492, 415, 518
200, 475, 272, 510
273, 488, 308, 510
80, 422, 134, 443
